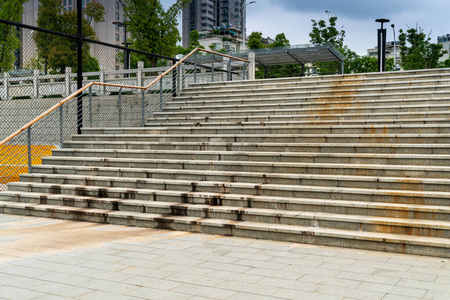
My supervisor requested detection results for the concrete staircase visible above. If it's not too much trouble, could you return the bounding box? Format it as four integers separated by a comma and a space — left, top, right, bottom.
2, 69, 450, 257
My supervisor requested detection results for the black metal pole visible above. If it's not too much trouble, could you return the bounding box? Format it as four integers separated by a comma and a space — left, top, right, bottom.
376, 18, 390, 72
77, 0, 83, 134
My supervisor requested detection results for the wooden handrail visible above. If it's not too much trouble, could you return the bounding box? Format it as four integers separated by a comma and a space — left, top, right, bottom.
0, 48, 250, 146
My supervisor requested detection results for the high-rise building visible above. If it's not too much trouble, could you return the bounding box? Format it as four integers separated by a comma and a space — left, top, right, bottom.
182, 0, 245, 48
21, 0, 128, 70
438, 35, 450, 62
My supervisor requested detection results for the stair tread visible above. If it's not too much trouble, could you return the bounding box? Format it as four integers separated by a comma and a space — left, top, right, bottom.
1, 200, 449, 247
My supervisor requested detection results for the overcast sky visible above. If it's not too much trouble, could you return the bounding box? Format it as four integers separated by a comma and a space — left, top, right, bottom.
162, 0, 449, 55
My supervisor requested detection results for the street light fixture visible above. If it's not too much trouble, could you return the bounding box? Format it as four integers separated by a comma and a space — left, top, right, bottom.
113, 21, 130, 76
391, 23, 397, 70
241, 1, 256, 51
375, 18, 390, 72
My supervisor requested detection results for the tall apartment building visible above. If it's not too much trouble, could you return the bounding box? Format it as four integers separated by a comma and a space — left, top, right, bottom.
182, 0, 245, 48
21, 0, 128, 70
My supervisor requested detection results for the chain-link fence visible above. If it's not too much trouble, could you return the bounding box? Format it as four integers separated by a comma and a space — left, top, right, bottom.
0, 46, 249, 190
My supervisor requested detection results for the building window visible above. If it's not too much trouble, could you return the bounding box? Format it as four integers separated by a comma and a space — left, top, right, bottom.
115, 1, 120, 9
115, 33, 120, 41
115, 12, 119, 20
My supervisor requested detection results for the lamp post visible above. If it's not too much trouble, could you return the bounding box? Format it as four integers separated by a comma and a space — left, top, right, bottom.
241, 1, 256, 51
375, 18, 390, 72
391, 23, 397, 70
113, 21, 130, 76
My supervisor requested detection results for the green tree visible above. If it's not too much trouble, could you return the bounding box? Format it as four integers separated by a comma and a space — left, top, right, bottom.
309, 10, 345, 50
119, 0, 190, 67
248, 31, 264, 49
399, 26, 445, 70
34, 0, 103, 73
176, 30, 204, 55
269, 33, 290, 48
84, 0, 105, 25
0, 0, 28, 73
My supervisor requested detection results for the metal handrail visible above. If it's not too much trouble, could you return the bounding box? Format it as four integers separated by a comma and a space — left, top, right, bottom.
0, 48, 249, 146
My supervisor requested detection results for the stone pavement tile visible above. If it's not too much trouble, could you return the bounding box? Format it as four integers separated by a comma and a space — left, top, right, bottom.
320, 262, 378, 275
248, 241, 296, 252
38, 271, 92, 286
289, 246, 340, 257
407, 266, 450, 277
19, 260, 88, 275
172, 283, 237, 299
268, 256, 323, 267
122, 275, 183, 290
0, 272, 48, 290
188, 297, 217, 300
189, 253, 239, 264
182, 246, 229, 256
435, 274, 450, 284
150, 248, 197, 258
224, 251, 272, 262
79, 252, 125, 263
78, 290, 138, 300
357, 282, 427, 298
302, 254, 356, 266
77, 260, 128, 272
386, 256, 448, 269
245, 268, 303, 281
257, 249, 306, 259
206, 269, 264, 284
316, 285, 385, 300
77, 268, 136, 282
155, 255, 207, 267
215, 280, 280, 296
352, 260, 411, 272
29, 282, 93, 298
396, 278, 450, 293
158, 264, 213, 276
198, 261, 251, 273
283, 265, 341, 277
373, 270, 437, 282
81, 278, 138, 294
120, 266, 174, 279
125, 286, 192, 300
337, 271, 399, 286
0, 265, 50, 278
108, 242, 156, 253
299, 274, 362, 289
335, 249, 391, 263
33, 295, 74, 300
216, 245, 261, 254
0, 285, 45, 300
381, 295, 421, 300
116, 257, 167, 269
424, 290, 450, 300
205, 237, 253, 248
226, 292, 285, 300
272, 289, 344, 300
166, 273, 225, 287
258, 277, 319, 292
233, 258, 286, 270
116, 250, 163, 261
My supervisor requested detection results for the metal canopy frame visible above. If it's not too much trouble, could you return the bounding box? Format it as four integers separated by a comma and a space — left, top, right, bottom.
234, 43, 345, 74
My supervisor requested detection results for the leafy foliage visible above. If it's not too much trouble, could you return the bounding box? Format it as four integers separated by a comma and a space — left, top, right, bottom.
0, 0, 27, 73
33, 0, 103, 73
248, 32, 264, 49
84, 0, 105, 25
269, 33, 290, 48
119, 0, 190, 67
177, 30, 204, 55
399, 26, 445, 70
309, 11, 345, 50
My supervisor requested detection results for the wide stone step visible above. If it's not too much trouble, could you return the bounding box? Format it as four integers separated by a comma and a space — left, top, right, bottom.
62, 140, 450, 155
2, 191, 450, 239
51, 148, 450, 166
148, 111, 450, 124
42, 156, 450, 179
82, 124, 450, 135
152, 103, 450, 118
175, 86, 450, 103
30, 164, 450, 192
11, 175, 450, 206
144, 118, 450, 128
1, 200, 449, 257
166, 96, 450, 111
188, 71, 450, 90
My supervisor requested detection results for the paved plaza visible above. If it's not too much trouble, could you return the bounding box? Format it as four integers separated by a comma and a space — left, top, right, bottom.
0, 214, 449, 300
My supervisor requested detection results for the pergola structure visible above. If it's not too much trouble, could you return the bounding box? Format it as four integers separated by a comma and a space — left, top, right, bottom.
234, 43, 345, 77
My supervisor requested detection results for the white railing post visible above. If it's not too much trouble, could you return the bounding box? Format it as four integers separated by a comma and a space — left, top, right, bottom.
248, 52, 256, 81
65, 67, 72, 97
222, 57, 229, 81
137, 61, 144, 87
99, 66, 106, 95
33, 69, 39, 99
